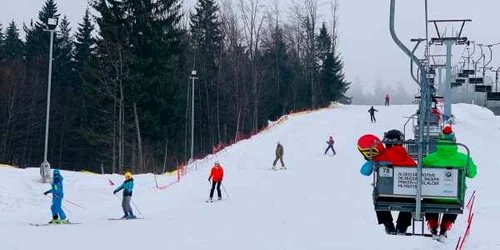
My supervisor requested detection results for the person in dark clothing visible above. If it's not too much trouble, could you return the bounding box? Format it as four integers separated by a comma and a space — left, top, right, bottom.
359, 130, 415, 235
272, 141, 285, 170
385, 94, 390, 106
324, 136, 336, 155
368, 106, 378, 123
208, 161, 224, 201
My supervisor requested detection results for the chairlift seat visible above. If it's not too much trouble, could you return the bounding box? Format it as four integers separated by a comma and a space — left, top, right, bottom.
462, 69, 475, 75
487, 92, 500, 101
469, 78, 484, 84
475, 85, 492, 93
372, 165, 466, 214
456, 78, 466, 84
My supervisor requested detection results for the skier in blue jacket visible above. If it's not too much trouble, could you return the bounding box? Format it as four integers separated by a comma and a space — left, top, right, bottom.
113, 172, 136, 219
43, 169, 68, 224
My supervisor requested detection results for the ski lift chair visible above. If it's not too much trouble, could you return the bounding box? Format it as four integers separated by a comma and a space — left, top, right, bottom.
370, 141, 470, 237
486, 92, 500, 101
462, 69, 475, 75
468, 78, 484, 84
475, 85, 491, 93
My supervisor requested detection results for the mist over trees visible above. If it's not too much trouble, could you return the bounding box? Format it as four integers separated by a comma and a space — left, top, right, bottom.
347, 76, 415, 105
0, 0, 350, 173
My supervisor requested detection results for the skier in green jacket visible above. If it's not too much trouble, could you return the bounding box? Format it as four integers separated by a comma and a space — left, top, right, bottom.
423, 125, 477, 239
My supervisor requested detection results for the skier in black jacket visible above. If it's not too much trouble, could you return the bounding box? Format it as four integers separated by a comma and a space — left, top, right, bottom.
368, 106, 378, 123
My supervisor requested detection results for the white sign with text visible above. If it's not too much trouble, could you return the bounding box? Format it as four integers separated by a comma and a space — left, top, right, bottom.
393, 167, 459, 197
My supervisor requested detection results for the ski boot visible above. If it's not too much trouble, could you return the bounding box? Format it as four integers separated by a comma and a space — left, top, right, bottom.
427, 220, 439, 239
395, 224, 408, 235
121, 212, 129, 219
127, 212, 137, 219
56, 218, 68, 224
438, 221, 452, 240
280, 165, 286, 170
48, 215, 59, 224
218, 197, 222, 201
383, 222, 396, 235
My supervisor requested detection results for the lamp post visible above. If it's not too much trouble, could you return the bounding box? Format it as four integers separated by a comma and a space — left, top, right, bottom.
188, 70, 198, 164
40, 17, 58, 183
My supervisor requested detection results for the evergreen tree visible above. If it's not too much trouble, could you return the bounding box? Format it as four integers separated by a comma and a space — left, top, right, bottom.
0, 21, 27, 164
0, 23, 4, 59
74, 8, 95, 72
3, 22, 24, 59
316, 23, 351, 105
260, 24, 293, 120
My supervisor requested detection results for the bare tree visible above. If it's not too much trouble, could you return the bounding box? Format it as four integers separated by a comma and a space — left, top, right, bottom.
239, 0, 266, 132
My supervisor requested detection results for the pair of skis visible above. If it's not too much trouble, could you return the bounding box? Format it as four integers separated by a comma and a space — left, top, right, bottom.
29, 221, 81, 227
30, 217, 145, 226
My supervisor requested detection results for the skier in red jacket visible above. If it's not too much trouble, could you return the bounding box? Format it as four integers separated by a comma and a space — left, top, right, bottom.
359, 129, 416, 235
208, 161, 224, 201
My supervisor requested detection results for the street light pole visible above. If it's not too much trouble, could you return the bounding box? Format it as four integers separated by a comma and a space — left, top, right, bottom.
188, 70, 198, 164
40, 17, 58, 183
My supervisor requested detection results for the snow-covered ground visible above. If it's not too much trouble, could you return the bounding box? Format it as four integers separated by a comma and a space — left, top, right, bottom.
0, 103, 497, 250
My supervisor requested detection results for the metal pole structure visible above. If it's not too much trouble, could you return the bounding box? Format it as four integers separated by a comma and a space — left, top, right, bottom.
443, 40, 454, 120
390, 0, 428, 221
496, 67, 500, 92
40, 19, 57, 183
424, 0, 430, 68
189, 71, 198, 164
437, 68, 443, 95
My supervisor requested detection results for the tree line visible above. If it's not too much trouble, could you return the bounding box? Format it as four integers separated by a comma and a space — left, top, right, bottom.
0, 0, 350, 173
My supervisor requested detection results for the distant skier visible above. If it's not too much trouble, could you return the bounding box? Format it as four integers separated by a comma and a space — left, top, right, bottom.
423, 126, 477, 239
385, 94, 390, 106
430, 106, 441, 123
358, 130, 415, 235
43, 169, 68, 224
208, 161, 224, 201
272, 141, 286, 170
368, 106, 378, 123
324, 136, 336, 155
113, 172, 136, 219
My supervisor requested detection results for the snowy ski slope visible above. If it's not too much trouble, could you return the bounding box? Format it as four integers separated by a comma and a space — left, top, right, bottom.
0, 103, 498, 250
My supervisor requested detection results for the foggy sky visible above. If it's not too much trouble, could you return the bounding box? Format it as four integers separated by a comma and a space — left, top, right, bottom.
1, 0, 499, 95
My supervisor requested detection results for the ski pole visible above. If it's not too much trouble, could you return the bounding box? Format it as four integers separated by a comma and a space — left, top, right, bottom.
221, 182, 230, 199
64, 199, 86, 210
44, 194, 71, 214
131, 199, 142, 215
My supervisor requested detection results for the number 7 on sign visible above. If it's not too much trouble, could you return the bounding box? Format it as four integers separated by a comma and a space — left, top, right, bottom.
379, 167, 393, 177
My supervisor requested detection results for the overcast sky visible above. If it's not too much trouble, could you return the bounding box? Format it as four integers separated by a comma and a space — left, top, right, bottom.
1, 0, 499, 95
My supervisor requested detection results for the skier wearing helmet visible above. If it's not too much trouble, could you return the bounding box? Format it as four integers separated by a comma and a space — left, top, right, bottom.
43, 169, 68, 224
324, 136, 336, 155
423, 125, 477, 240
208, 161, 224, 202
113, 172, 136, 219
358, 129, 416, 235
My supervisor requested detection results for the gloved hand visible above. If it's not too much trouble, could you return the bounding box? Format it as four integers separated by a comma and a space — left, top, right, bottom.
113, 190, 117, 194
43, 191, 49, 195
360, 160, 374, 176
208, 178, 211, 183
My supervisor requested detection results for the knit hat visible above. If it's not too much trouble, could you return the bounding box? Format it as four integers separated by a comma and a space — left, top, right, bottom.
442, 125, 452, 134
440, 125, 456, 141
